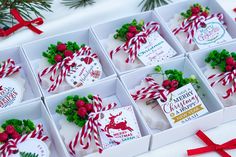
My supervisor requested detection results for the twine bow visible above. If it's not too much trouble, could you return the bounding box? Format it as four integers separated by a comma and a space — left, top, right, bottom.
172, 13, 224, 44
38, 46, 98, 92
187, 130, 236, 157
0, 9, 44, 37
0, 59, 21, 79
69, 95, 118, 156
110, 21, 160, 63
208, 69, 236, 99
0, 124, 48, 157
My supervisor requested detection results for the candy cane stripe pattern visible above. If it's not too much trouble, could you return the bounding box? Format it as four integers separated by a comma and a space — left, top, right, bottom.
110, 21, 160, 63
69, 95, 118, 156
208, 69, 236, 99
0, 124, 48, 157
38, 46, 98, 92
131, 76, 168, 101
173, 13, 224, 44
0, 59, 21, 79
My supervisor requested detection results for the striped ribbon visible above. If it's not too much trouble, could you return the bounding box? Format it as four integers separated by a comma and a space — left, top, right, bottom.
208, 70, 236, 99
69, 95, 118, 156
38, 46, 98, 92
110, 21, 160, 63
0, 124, 48, 157
172, 13, 224, 44
0, 59, 21, 79
131, 76, 168, 101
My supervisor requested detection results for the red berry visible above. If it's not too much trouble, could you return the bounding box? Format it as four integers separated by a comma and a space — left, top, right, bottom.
226, 57, 234, 66
83, 57, 93, 64
57, 43, 67, 52
162, 80, 171, 88
201, 12, 209, 18
128, 26, 137, 33
77, 107, 87, 118
170, 80, 179, 88
226, 65, 233, 72
191, 6, 201, 14
76, 100, 85, 108
11, 131, 21, 139
126, 32, 135, 40
54, 54, 63, 62
233, 62, 236, 68
233, 8, 236, 13
169, 87, 176, 93
64, 50, 74, 57
0, 132, 8, 142
5, 125, 15, 135
85, 103, 93, 112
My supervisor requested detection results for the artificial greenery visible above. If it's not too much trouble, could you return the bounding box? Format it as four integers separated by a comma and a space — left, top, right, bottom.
42, 41, 84, 65
114, 19, 144, 42
181, 3, 210, 19
20, 151, 39, 157
139, 0, 171, 11
62, 0, 95, 9
0, 0, 52, 28
56, 95, 93, 127
205, 49, 236, 72
1, 119, 35, 135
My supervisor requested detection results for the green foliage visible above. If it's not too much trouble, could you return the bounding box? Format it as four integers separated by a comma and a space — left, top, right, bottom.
139, 0, 170, 11
56, 95, 93, 127
20, 151, 39, 157
205, 49, 236, 72
181, 3, 210, 19
62, 0, 95, 9
113, 19, 144, 42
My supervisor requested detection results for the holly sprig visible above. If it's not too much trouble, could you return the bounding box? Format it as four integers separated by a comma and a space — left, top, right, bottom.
181, 3, 210, 19
42, 41, 85, 65
205, 49, 236, 72
56, 95, 94, 128
114, 19, 144, 42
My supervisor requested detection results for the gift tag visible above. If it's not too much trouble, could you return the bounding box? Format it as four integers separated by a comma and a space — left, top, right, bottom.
66, 55, 102, 88
137, 32, 177, 66
194, 17, 232, 49
98, 106, 142, 149
0, 77, 24, 109
157, 83, 208, 127
10, 138, 49, 157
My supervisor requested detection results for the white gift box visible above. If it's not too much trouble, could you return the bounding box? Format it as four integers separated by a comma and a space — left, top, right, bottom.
155, 0, 236, 53
91, 11, 185, 75
44, 78, 151, 157
188, 41, 236, 123
22, 28, 116, 98
0, 100, 67, 157
120, 57, 224, 150
0, 46, 41, 111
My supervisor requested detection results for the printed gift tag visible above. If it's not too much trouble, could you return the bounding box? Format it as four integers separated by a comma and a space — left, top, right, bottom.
98, 106, 141, 149
66, 55, 102, 88
137, 32, 177, 66
158, 83, 208, 127
194, 17, 232, 49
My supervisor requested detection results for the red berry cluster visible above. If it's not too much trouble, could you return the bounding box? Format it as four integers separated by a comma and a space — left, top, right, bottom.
225, 57, 236, 72
54, 43, 74, 63
0, 125, 21, 143
126, 26, 139, 41
191, 6, 208, 17
162, 80, 179, 93
76, 100, 93, 118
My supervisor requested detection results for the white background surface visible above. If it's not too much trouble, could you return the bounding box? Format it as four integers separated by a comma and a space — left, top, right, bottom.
0, 0, 236, 156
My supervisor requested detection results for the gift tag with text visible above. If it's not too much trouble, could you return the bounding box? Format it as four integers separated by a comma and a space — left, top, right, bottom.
137, 32, 177, 65
194, 17, 232, 49
98, 106, 141, 149
157, 83, 208, 127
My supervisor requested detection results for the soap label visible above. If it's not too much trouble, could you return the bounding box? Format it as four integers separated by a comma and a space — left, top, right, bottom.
66, 55, 102, 88
194, 17, 232, 49
98, 106, 141, 149
137, 32, 177, 65
157, 83, 208, 127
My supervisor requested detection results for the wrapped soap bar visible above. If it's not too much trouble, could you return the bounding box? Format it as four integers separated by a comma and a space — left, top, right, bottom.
204, 49, 236, 107
38, 41, 103, 93
0, 119, 50, 157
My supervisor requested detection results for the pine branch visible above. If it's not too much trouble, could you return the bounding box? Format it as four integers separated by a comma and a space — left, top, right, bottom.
62, 0, 95, 9
139, 0, 172, 11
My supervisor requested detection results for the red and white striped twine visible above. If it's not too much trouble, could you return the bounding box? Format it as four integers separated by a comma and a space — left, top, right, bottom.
110, 21, 160, 63
131, 76, 168, 101
0, 59, 21, 79
208, 70, 236, 99
69, 95, 118, 156
38, 46, 98, 92
173, 13, 224, 44
0, 124, 48, 157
